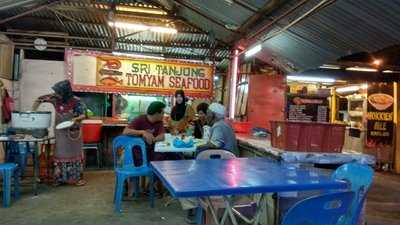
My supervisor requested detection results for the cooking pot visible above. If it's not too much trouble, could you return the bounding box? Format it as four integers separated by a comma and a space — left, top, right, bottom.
11, 111, 52, 129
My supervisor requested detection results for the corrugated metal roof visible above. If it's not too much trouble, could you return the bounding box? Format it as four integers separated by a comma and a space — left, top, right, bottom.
258, 0, 400, 71
0, 0, 46, 11
0, 0, 232, 66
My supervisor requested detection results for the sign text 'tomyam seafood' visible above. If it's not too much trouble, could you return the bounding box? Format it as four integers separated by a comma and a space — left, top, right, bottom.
66, 50, 214, 97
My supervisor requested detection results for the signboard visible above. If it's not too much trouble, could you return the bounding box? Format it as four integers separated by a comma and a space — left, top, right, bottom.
65, 50, 214, 98
287, 95, 329, 122
366, 82, 394, 147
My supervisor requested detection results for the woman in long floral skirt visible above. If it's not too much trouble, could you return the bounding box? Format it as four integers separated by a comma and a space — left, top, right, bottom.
33, 80, 87, 186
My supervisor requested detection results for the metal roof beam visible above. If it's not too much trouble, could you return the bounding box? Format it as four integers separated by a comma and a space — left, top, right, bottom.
54, 4, 176, 21
3, 41, 227, 61
233, 0, 258, 13
173, 0, 236, 33
1, 31, 228, 50
7, 16, 207, 35
0, 0, 64, 25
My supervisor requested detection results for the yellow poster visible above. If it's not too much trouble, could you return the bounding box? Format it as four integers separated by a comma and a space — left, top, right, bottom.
66, 50, 214, 97
95, 55, 214, 97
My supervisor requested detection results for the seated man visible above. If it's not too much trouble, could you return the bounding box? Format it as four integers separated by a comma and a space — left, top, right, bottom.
123, 101, 166, 162
182, 102, 238, 224
122, 101, 166, 196
196, 102, 238, 156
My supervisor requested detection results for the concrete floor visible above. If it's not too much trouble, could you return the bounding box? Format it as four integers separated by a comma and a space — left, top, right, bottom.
1, 170, 400, 225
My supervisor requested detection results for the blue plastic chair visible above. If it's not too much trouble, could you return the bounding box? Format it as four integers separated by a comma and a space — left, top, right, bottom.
281, 191, 355, 225
0, 163, 20, 207
332, 163, 374, 225
112, 135, 154, 212
5, 141, 34, 177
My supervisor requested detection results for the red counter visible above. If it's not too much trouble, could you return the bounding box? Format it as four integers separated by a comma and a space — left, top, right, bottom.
271, 121, 345, 153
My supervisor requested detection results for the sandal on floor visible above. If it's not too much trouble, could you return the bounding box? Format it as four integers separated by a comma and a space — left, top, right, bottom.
75, 180, 87, 186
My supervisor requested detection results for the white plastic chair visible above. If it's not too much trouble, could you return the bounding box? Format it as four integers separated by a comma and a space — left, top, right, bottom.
196, 149, 236, 225
196, 149, 236, 160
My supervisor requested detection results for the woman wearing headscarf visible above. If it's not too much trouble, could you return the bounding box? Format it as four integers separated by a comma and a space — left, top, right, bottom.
33, 80, 87, 186
169, 90, 195, 133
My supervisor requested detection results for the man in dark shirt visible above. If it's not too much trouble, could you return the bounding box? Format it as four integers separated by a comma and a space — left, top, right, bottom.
123, 101, 166, 161
123, 101, 166, 196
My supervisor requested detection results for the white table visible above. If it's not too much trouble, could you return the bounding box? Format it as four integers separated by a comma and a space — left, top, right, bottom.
0, 135, 54, 195
154, 138, 205, 153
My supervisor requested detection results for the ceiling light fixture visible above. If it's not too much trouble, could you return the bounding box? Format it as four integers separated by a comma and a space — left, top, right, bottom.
345, 67, 377, 72
245, 44, 262, 58
108, 21, 148, 31
372, 59, 382, 66
149, 26, 177, 34
336, 86, 361, 93
319, 64, 341, 70
112, 51, 165, 60
108, 21, 177, 34
287, 76, 336, 83
116, 6, 167, 15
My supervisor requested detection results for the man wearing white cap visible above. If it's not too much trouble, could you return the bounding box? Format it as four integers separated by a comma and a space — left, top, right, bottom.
181, 102, 238, 223
197, 102, 238, 156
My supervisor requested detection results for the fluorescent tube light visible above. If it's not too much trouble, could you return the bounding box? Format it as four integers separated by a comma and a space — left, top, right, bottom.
108, 21, 177, 34
319, 64, 341, 70
336, 86, 360, 93
116, 6, 167, 15
109, 21, 149, 31
382, 70, 400, 73
245, 44, 262, 57
345, 67, 377, 72
149, 26, 177, 34
112, 51, 165, 60
286, 76, 335, 83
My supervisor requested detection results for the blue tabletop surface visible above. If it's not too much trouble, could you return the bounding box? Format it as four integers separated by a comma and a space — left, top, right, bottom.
151, 158, 348, 198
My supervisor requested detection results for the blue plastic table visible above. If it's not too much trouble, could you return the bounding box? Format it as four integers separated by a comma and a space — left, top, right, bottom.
151, 157, 348, 225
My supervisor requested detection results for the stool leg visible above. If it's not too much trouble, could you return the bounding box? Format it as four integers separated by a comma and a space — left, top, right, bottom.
96, 145, 101, 168
134, 177, 140, 198
149, 173, 155, 208
196, 205, 203, 225
13, 168, 20, 199
115, 175, 125, 212
3, 170, 12, 207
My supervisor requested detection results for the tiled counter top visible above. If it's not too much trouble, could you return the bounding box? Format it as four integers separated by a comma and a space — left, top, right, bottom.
237, 134, 375, 165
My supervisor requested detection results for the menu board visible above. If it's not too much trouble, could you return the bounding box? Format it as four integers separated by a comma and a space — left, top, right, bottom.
366, 82, 394, 147
287, 95, 329, 122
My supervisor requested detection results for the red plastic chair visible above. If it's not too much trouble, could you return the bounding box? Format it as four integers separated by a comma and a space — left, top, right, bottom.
82, 120, 103, 168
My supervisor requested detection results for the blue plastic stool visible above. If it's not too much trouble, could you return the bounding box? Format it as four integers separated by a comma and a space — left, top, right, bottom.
112, 135, 154, 212
0, 163, 20, 207
281, 191, 355, 225
332, 163, 374, 225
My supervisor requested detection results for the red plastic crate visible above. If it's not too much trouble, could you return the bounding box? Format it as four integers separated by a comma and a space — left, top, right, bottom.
232, 121, 252, 134
271, 121, 345, 153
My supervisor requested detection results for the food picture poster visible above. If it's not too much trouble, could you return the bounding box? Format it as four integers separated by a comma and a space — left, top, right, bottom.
366, 82, 394, 147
